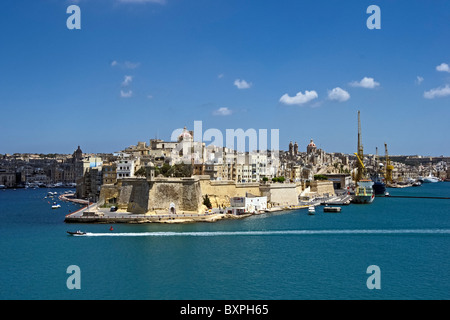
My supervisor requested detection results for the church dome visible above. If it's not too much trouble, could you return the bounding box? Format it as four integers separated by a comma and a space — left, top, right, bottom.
178, 127, 192, 141
308, 139, 316, 147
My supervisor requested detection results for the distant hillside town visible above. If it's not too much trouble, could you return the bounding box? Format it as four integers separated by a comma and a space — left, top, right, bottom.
1, 126, 449, 202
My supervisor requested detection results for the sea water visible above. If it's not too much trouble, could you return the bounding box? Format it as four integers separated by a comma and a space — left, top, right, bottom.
0, 183, 449, 300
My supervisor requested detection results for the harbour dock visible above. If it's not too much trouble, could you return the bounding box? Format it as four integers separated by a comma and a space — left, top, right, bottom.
387, 195, 450, 200
320, 194, 352, 205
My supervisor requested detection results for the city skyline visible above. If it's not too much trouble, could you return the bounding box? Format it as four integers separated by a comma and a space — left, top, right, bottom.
1, 1, 449, 156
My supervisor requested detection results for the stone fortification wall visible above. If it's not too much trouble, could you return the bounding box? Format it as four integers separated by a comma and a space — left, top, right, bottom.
100, 177, 202, 214
198, 176, 301, 207
99, 176, 306, 214
148, 177, 203, 213
197, 176, 261, 207
310, 181, 335, 196
98, 184, 120, 207
119, 179, 150, 214
260, 183, 299, 206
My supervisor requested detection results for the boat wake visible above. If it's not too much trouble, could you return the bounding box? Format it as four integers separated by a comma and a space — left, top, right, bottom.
80, 229, 450, 237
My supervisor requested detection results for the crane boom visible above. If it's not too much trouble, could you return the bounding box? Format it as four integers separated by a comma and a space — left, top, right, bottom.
384, 143, 393, 183
354, 111, 365, 182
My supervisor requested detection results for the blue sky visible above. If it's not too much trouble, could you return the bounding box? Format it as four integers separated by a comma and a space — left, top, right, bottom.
0, 0, 449, 156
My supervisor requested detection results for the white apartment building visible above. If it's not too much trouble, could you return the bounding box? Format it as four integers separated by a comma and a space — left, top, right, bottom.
229, 195, 268, 214
116, 157, 138, 179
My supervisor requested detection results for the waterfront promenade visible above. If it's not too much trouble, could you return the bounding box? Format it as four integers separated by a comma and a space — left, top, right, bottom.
61, 192, 320, 224
62, 192, 244, 223
64, 205, 238, 223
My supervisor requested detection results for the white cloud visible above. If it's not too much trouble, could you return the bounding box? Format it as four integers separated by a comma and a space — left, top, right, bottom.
122, 75, 133, 86
416, 76, 424, 85
234, 79, 252, 89
436, 63, 450, 73
279, 90, 318, 105
213, 107, 232, 116
328, 87, 350, 102
423, 84, 450, 99
120, 90, 133, 98
217, 73, 224, 79
350, 77, 380, 89
111, 60, 140, 69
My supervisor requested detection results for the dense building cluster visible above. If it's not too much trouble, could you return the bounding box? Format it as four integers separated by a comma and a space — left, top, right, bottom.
1, 126, 449, 201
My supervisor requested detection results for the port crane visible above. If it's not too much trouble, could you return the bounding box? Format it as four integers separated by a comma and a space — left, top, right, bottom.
351, 111, 375, 203
354, 111, 366, 182
384, 143, 394, 184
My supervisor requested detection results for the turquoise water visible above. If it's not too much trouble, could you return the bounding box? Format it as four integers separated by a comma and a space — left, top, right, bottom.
1, 183, 449, 300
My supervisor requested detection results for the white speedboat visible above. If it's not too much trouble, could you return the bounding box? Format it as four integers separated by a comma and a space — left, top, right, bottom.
308, 206, 315, 215
52, 203, 61, 209
423, 174, 439, 183
67, 230, 86, 236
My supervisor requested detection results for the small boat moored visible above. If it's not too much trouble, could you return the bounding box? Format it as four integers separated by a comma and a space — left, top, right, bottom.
323, 206, 341, 213
51, 202, 61, 209
308, 206, 316, 215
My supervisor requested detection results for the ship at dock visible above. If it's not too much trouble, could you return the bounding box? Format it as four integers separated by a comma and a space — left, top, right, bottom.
353, 179, 375, 204
370, 146, 387, 196
372, 176, 386, 196
352, 111, 375, 204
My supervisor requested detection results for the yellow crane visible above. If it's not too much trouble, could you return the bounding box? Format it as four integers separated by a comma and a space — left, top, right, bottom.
384, 143, 394, 184
354, 111, 365, 182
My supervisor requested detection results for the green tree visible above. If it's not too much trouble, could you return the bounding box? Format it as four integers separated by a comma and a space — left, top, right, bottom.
160, 163, 172, 177
203, 195, 212, 208
169, 163, 193, 177
135, 167, 147, 177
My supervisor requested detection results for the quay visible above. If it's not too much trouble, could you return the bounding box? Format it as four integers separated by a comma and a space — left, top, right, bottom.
64, 203, 314, 224
387, 195, 450, 200
62, 190, 355, 224
64, 204, 239, 224
59, 193, 89, 205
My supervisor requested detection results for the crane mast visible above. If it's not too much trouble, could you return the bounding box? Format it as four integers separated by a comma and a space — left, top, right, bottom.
384, 143, 393, 184
355, 111, 365, 182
